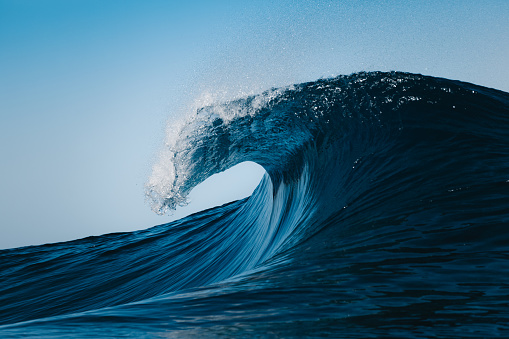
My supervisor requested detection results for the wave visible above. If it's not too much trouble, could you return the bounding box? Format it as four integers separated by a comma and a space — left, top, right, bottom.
1, 71, 509, 337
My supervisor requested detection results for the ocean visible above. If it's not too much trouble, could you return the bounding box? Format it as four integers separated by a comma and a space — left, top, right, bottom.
1, 72, 508, 338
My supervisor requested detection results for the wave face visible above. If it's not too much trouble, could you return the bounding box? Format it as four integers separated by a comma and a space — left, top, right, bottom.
1, 72, 509, 338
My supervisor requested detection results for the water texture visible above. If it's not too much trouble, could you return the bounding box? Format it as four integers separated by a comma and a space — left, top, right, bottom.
1, 72, 508, 338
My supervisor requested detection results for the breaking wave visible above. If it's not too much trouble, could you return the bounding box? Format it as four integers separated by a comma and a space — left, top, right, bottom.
1, 72, 509, 338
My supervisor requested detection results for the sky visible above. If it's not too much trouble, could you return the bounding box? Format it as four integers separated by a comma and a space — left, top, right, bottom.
1, 0, 508, 249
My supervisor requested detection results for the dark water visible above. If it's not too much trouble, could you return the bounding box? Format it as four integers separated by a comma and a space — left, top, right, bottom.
1, 72, 508, 338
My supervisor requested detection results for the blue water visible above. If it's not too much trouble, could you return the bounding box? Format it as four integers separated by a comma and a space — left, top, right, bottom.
1, 72, 508, 338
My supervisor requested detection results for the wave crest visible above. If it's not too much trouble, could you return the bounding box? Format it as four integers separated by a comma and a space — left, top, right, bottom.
146, 71, 509, 223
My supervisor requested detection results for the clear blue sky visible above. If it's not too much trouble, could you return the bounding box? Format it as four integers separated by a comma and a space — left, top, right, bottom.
1, 0, 508, 249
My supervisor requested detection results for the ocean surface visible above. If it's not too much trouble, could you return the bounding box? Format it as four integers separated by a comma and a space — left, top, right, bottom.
1, 72, 508, 338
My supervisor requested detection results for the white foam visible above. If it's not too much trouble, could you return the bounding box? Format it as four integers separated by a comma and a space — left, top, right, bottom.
145, 83, 297, 215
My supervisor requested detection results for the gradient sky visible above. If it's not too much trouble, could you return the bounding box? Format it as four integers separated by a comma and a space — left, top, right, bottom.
1, 0, 508, 249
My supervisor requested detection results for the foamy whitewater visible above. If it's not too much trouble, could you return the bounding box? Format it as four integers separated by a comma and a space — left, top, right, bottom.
1, 72, 509, 338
